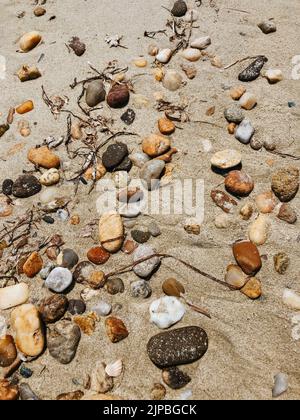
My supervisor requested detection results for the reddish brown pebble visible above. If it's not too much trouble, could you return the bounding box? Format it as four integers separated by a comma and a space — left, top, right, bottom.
107, 84, 130, 109
0, 379, 19, 401
211, 190, 238, 213
88, 271, 106, 289
23, 251, 43, 278
46, 246, 59, 261
277, 203, 297, 224
122, 240, 137, 254
158, 118, 175, 135
105, 317, 129, 343
87, 247, 110, 265
225, 171, 254, 197
233, 240, 262, 275
70, 215, 81, 225
227, 123, 236, 134
0, 335, 17, 367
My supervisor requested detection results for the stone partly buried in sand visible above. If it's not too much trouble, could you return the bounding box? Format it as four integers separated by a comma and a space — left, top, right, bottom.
225, 170, 254, 197
271, 166, 299, 202
0, 335, 17, 367
105, 317, 129, 343
47, 320, 81, 364
211, 190, 237, 213
277, 203, 297, 224
12, 174, 41, 198
240, 277, 262, 299
162, 367, 191, 390
99, 213, 124, 253
23, 251, 43, 278
147, 326, 208, 368
140, 160, 166, 190
28, 146, 60, 169
11, 304, 45, 357
233, 240, 262, 275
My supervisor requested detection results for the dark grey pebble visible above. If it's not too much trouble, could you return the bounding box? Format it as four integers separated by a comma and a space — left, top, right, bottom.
171, 0, 187, 17
20, 365, 33, 379
238, 56, 268, 82
2, 179, 14, 195
43, 215, 55, 224
132, 229, 151, 244
102, 143, 129, 171
68, 299, 86, 315
105, 277, 125, 295
12, 175, 42, 198
162, 367, 191, 390
121, 108, 136, 125
19, 383, 40, 400
57, 248, 79, 269
147, 326, 208, 368
114, 156, 132, 172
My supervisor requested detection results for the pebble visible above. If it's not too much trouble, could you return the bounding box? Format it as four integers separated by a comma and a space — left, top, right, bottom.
181, 63, 197, 79
150, 296, 185, 329
148, 221, 161, 237
265, 69, 283, 84
133, 244, 160, 278
239, 92, 257, 110
162, 278, 185, 298
228, 124, 236, 135
0, 283, 29, 310
11, 304, 44, 357
73, 261, 94, 284
151, 383, 166, 400
258, 20, 277, 34
272, 373, 288, 398
23, 251, 43, 278
282, 289, 300, 310
113, 171, 130, 189
147, 326, 208, 368
140, 160, 166, 190
163, 70, 183, 91
88, 270, 106, 289
230, 85, 246, 100
34, 6, 46, 17
114, 156, 132, 172
277, 203, 297, 224
47, 320, 81, 364
235, 119, 255, 144
263, 138, 276, 151
191, 36, 211, 50
19, 31, 42, 52
148, 44, 159, 56
158, 118, 175, 135
74, 313, 97, 335
107, 84, 130, 108
255, 191, 276, 213
84, 163, 106, 181
129, 152, 150, 168
131, 280, 152, 298
0, 335, 17, 367
171, 0, 187, 17
19, 383, 40, 400
225, 265, 247, 289
250, 136, 263, 150
20, 365, 33, 379
12, 175, 41, 198
90, 362, 114, 394
156, 48, 172, 64
162, 367, 191, 390
0, 124, 9, 137
274, 252, 290, 275
105, 317, 129, 343
271, 166, 299, 202
105, 278, 125, 295
0, 196, 12, 217
57, 390, 83, 401
238, 56, 268, 82
211, 190, 237, 213
181, 48, 202, 62
40, 168, 60, 186
0, 380, 19, 401
224, 105, 244, 124
233, 240, 262, 275
45, 267, 73, 293
102, 143, 128, 171
57, 209, 69, 222
16, 100, 34, 114
214, 213, 233, 229
121, 108, 136, 125
87, 246, 110, 265
241, 277, 262, 299
142, 134, 171, 158
132, 229, 151, 244
86, 80, 106, 107
211, 149, 242, 169
2, 179, 14, 195
99, 212, 124, 253
68, 36, 86, 56
248, 214, 269, 246
225, 171, 254, 197
57, 248, 79, 269
38, 295, 68, 323
92, 301, 112, 317
68, 299, 86, 315
28, 146, 60, 169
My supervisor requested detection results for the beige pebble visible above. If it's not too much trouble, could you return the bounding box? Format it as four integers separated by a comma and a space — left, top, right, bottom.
0, 283, 29, 310
230, 86, 246, 100
255, 191, 276, 214
99, 212, 124, 253
19, 31, 42, 52
239, 92, 257, 110
225, 265, 247, 289
133, 57, 148, 68
40, 168, 60, 186
240, 202, 254, 220
241, 277, 262, 299
248, 214, 269, 246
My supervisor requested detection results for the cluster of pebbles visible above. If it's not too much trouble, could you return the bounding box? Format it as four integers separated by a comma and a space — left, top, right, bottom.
0, 0, 299, 401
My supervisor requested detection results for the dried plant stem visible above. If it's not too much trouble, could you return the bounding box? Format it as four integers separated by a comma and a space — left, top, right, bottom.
224, 55, 260, 70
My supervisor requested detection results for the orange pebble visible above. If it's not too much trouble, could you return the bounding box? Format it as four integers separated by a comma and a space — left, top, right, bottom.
227, 123, 236, 134
16, 100, 34, 115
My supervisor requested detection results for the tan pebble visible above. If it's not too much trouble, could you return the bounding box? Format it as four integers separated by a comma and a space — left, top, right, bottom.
11, 304, 44, 357
230, 86, 246, 100
18, 120, 31, 137
153, 68, 164, 82
99, 212, 124, 253
16, 100, 34, 114
28, 146, 60, 169
255, 191, 276, 214
34, 7, 46, 17
23, 251, 43, 278
133, 57, 147, 68
17, 65, 41, 82
227, 122, 236, 134
240, 277, 262, 299
19, 31, 42, 52
248, 214, 269, 246
71, 121, 83, 140
46, 246, 59, 260
214, 213, 232, 229
181, 63, 197, 79
181, 48, 202, 62
113, 73, 125, 83
0, 335, 17, 367
158, 118, 175, 135
148, 45, 159, 56
70, 214, 81, 225
40, 168, 60, 186
155, 147, 178, 163
90, 361, 113, 393
151, 383, 166, 400
0, 196, 13, 217
184, 222, 201, 235
88, 271, 106, 290
274, 253, 290, 275
84, 163, 106, 181
239, 92, 257, 110
211, 56, 222, 68
265, 69, 283, 84
105, 317, 129, 343
240, 202, 254, 220
225, 264, 247, 289
74, 313, 98, 336
0, 283, 29, 310
142, 134, 171, 158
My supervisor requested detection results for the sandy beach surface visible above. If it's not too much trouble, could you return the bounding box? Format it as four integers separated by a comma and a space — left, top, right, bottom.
0, 0, 300, 400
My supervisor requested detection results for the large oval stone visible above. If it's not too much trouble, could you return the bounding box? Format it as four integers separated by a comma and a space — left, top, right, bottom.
232, 240, 262, 275
99, 212, 124, 253
147, 326, 208, 368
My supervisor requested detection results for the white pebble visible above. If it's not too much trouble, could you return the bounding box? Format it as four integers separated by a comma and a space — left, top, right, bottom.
190, 36, 211, 50
235, 119, 255, 144
248, 214, 269, 246
45, 267, 73, 293
92, 301, 112, 317
265, 69, 283, 84
272, 373, 288, 398
282, 289, 300, 310
156, 48, 172, 64
150, 296, 185, 329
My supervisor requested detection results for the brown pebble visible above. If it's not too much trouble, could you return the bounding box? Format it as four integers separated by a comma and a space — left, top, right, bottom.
0, 335, 17, 368
105, 317, 129, 343
240, 277, 262, 299
274, 252, 290, 275
70, 214, 81, 225
38, 295, 68, 323
277, 203, 297, 224
74, 313, 98, 336
56, 390, 84, 400
233, 240, 262, 275
34, 6, 46, 16
227, 122, 236, 134
225, 171, 254, 197
23, 252, 43, 278
230, 85, 246, 100
46, 246, 59, 261
211, 190, 238, 213
122, 240, 137, 254
0, 379, 19, 401
88, 271, 106, 289
162, 278, 185, 298
151, 383, 166, 400
158, 118, 175, 135
87, 247, 110, 265
16, 100, 34, 115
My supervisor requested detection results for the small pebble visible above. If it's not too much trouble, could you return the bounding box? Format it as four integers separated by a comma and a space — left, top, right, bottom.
265, 69, 283, 84
92, 301, 112, 317
150, 296, 185, 329
105, 278, 124, 295
258, 20, 277, 34
211, 149, 242, 170
277, 203, 297, 224
132, 229, 151, 244
225, 170, 254, 197
240, 277, 262, 299
274, 252, 290, 275
140, 160, 165, 191
121, 108, 136, 125
105, 317, 129, 343
43, 215, 55, 224
272, 166, 299, 202
272, 373, 288, 398
68, 299, 86, 315
235, 119, 255, 144
85, 80, 106, 107
148, 222, 161, 237
34, 6, 46, 17
214, 213, 233, 229
250, 136, 263, 151
0, 335, 17, 367
224, 105, 244, 124
40, 168, 60, 186
20, 365, 33, 379
102, 143, 129, 171
248, 214, 269, 246
225, 265, 247, 289
151, 383, 166, 400
57, 209, 69, 222
133, 244, 160, 278
131, 280, 152, 298
230, 85, 246, 100
233, 240, 262, 275
255, 191, 276, 214
211, 190, 237, 213
129, 152, 150, 168
2, 179, 14, 195
171, 0, 187, 17
162, 367, 191, 390
57, 248, 79, 269
12, 175, 41, 198
282, 289, 300, 310
87, 246, 110, 265
239, 92, 257, 110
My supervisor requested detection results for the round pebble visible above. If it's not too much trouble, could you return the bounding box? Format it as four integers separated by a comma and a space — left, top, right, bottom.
45, 267, 73, 293
131, 280, 152, 298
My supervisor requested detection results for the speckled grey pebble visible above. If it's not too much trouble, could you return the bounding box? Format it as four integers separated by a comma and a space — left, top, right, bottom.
47, 320, 81, 364
133, 244, 160, 278
224, 105, 244, 124
40, 263, 55, 280
131, 280, 152, 298
148, 222, 161, 237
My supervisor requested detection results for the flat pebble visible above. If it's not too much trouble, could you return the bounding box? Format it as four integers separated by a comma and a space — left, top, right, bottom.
233, 240, 262, 275
211, 149, 242, 169
47, 320, 81, 364
12, 175, 41, 198
45, 267, 73, 293
277, 203, 297, 224
99, 212, 124, 253
224, 105, 244, 123
273, 373, 288, 398
235, 119, 255, 144
133, 244, 160, 278
148, 221, 161, 237
86, 80, 106, 107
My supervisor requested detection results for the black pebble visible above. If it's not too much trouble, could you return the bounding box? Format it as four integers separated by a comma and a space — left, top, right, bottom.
102, 143, 129, 171
2, 179, 14, 195
12, 175, 42, 198
121, 108, 136, 125
43, 215, 55, 224
68, 299, 86, 315
162, 367, 191, 390
238, 56, 268, 82
114, 156, 132, 172
131, 230, 151, 244
80, 177, 88, 185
